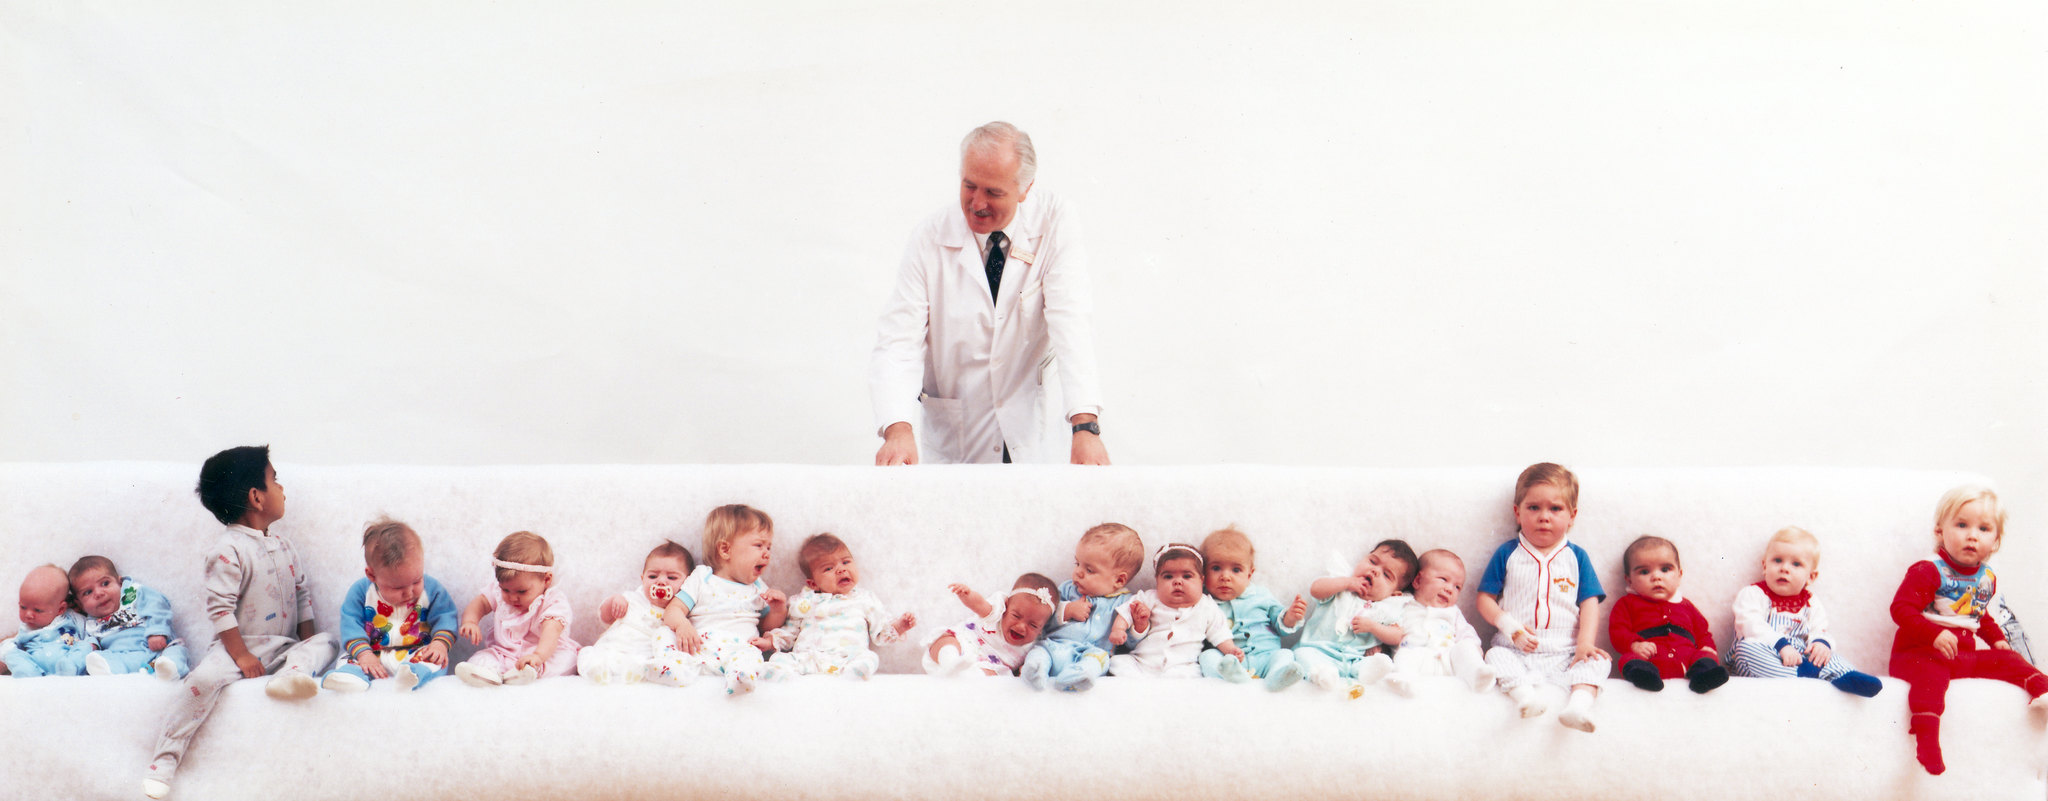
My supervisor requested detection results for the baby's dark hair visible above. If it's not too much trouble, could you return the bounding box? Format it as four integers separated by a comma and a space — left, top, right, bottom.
646, 540, 696, 573
1374, 539, 1422, 592
797, 533, 849, 579
68, 555, 119, 584
1623, 535, 1679, 573
195, 445, 271, 525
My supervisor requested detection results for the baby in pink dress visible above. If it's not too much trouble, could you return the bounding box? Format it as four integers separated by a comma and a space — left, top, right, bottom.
455, 531, 580, 686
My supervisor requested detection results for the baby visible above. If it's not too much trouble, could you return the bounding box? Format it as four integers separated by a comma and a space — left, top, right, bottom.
1608, 536, 1727, 693
456, 531, 580, 686
1107, 543, 1241, 678
668, 504, 790, 695
1382, 549, 1495, 696
1889, 486, 2048, 775
768, 533, 916, 679
1477, 462, 1608, 732
71, 556, 191, 679
923, 573, 1059, 676
0, 565, 91, 677
1198, 527, 1303, 683
1728, 526, 1881, 696
1021, 522, 1144, 692
321, 519, 459, 693
578, 541, 697, 686
1272, 539, 1418, 693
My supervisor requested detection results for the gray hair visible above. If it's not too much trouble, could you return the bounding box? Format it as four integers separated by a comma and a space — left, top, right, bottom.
961, 121, 1037, 188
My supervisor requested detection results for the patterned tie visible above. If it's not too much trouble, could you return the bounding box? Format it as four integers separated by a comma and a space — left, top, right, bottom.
984, 230, 1007, 303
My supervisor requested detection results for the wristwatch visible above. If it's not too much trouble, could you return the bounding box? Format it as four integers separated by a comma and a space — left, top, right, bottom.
1072, 421, 1101, 436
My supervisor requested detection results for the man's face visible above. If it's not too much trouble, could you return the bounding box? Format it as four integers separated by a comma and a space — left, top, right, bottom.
959, 145, 1030, 235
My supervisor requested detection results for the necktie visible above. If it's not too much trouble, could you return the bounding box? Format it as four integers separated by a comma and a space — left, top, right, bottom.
984, 230, 1007, 303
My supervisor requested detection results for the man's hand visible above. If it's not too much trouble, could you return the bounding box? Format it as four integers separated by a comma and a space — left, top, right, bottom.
876, 423, 919, 466
1068, 414, 1108, 465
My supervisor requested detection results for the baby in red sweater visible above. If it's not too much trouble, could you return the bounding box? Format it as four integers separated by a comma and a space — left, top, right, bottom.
1890, 485, 2048, 775
1609, 536, 1728, 693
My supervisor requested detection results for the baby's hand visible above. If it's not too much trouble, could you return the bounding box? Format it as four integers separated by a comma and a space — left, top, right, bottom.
1631, 642, 1656, 660
413, 642, 449, 667
233, 652, 264, 679
514, 653, 544, 672
1511, 629, 1539, 652
1568, 642, 1606, 666
671, 621, 702, 655
1933, 630, 1959, 659
893, 613, 916, 636
460, 622, 483, 645
1349, 577, 1371, 597
1109, 626, 1127, 647
1779, 644, 1802, 667
355, 652, 390, 679
762, 588, 787, 609
949, 583, 973, 599
1805, 641, 1833, 667
748, 636, 775, 653
600, 594, 630, 625
1283, 596, 1307, 628
1994, 640, 2014, 651
1350, 615, 1374, 635
147, 634, 169, 653
1064, 599, 1090, 622
1129, 601, 1151, 632
1219, 641, 1244, 659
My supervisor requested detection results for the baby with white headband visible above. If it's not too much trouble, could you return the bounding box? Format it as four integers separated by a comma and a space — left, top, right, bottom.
1107, 544, 1241, 678
923, 573, 1060, 676
455, 531, 581, 686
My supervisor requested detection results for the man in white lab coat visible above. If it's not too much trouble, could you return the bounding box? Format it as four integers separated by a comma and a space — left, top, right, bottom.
869, 122, 1109, 466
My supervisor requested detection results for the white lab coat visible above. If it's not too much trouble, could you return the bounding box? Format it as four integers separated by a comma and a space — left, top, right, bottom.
869, 191, 1103, 464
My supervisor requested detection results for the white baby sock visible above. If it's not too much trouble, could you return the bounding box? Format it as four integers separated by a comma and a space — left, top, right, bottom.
152, 656, 180, 681
85, 652, 114, 676
141, 778, 171, 799
1384, 673, 1415, 698
503, 665, 539, 686
321, 671, 369, 693
1355, 653, 1393, 685
264, 669, 318, 701
928, 644, 964, 675
1469, 664, 1498, 694
1508, 684, 1547, 718
456, 662, 503, 687
1558, 687, 1598, 733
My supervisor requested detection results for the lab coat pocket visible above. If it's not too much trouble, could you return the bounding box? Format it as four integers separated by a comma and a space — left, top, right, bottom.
918, 394, 966, 462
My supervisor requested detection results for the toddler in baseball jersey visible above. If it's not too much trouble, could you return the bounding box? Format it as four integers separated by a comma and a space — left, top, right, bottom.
768, 533, 915, 678
1021, 522, 1144, 692
1382, 549, 1495, 697
1477, 462, 1608, 732
923, 572, 1058, 676
0, 565, 91, 677
1107, 543, 1240, 678
1198, 527, 1304, 683
668, 504, 790, 695
1270, 539, 1417, 694
1608, 536, 1727, 694
320, 519, 459, 693
143, 446, 340, 800
578, 541, 697, 687
1726, 526, 1881, 696
1889, 486, 2048, 775
456, 530, 580, 686
70, 556, 191, 679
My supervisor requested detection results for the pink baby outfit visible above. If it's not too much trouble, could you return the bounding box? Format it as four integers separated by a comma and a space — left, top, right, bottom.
466, 584, 580, 677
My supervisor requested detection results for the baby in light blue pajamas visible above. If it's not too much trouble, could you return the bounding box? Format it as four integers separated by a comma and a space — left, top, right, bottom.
1, 565, 92, 677
70, 556, 192, 679
1271, 540, 1420, 693
1198, 528, 1304, 683
1021, 523, 1144, 693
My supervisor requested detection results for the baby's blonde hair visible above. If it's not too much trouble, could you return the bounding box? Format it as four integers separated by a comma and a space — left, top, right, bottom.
1767, 526, 1821, 568
1080, 522, 1145, 581
362, 519, 421, 569
702, 504, 774, 570
1201, 526, 1255, 568
1514, 462, 1579, 509
492, 531, 555, 583
1934, 485, 2005, 541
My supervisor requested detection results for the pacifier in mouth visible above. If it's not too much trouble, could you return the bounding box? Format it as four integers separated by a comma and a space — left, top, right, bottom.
650, 583, 677, 603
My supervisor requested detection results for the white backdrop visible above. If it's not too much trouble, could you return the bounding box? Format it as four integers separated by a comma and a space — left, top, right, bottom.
4, 3, 2044, 619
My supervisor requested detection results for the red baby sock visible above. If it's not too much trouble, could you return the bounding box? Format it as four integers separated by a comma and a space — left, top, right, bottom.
1910, 713, 1944, 775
